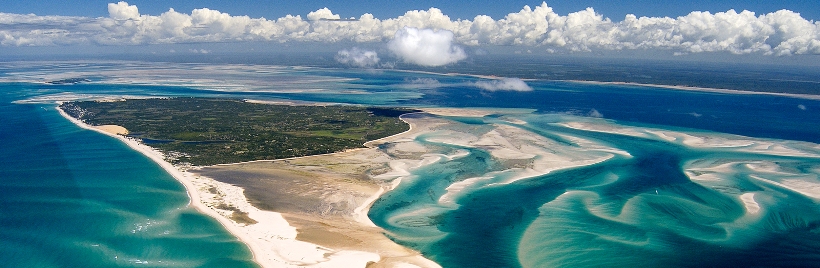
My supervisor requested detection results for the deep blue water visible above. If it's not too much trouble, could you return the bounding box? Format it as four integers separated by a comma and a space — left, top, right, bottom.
272, 71, 820, 144
2, 62, 819, 267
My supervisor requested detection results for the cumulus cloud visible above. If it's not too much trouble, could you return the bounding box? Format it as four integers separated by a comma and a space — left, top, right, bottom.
307, 8, 340, 21
474, 78, 533, 91
1, 1, 820, 56
336, 48, 380, 67
388, 27, 466, 66
108, 1, 140, 20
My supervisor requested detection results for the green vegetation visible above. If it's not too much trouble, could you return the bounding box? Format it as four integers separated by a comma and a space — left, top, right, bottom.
214, 203, 258, 225
48, 77, 90, 84
60, 98, 415, 165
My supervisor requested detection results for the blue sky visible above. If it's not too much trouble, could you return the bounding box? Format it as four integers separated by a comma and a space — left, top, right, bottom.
2, 0, 817, 21
1, 1, 819, 62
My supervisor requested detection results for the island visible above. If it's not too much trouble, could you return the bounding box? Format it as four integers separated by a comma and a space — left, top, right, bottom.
58, 97, 443, 267
47, 77, 91, 84
59, 98, 416, 165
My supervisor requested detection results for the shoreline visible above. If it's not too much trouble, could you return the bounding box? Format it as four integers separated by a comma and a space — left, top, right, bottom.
9, 61, 819, 104
55, 106, 271, 267
566, 80, 820, 101
57, 105, 441, 268
187, 112, 453, 268
378, 68, 820, 101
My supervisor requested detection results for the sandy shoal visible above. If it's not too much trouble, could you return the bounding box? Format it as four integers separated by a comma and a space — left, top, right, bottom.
562, 121, 820, 158
567, 80, 820, 101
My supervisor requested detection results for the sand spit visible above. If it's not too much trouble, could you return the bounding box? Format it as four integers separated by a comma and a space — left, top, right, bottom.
568, 80, 820, 101
193, 149, 439, 268
191, 113, 442, 268
421, 107, 535, 118
58, 106, 442, 268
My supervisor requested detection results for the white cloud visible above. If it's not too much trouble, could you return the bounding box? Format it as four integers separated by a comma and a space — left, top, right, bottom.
798, 104, 807, 110
189, 48, 210, 53
588, 109, 604, 118
108, 1, 140, 21
306, 8, 340, 21
408, 78, 441, 85
388, 27, 466, 66
399, 78, 443, 89
1, 1, 820, 56
336, 48, 380, 67
474, 78, 533, 91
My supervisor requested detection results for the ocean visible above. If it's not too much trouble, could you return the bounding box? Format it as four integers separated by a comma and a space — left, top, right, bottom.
0, 83, 257, 267
1, 61, 819, 267
368, 113, 820, 267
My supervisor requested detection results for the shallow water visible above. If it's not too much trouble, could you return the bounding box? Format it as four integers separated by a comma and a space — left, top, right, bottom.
0, 84, 257, 267
2, 62, 819, 267
368, 114, 820, 268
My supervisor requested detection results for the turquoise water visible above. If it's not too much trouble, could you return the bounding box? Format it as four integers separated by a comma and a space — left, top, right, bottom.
368, 114, 820, 267
0, 84, 257, 267
2, 62, 820, 267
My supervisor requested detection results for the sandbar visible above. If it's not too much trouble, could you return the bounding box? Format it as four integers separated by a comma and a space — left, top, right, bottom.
568, 80, 820, 101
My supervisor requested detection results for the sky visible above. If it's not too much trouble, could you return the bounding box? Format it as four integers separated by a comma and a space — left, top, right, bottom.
2, 0, 818, 21
1, 1, 819, 65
